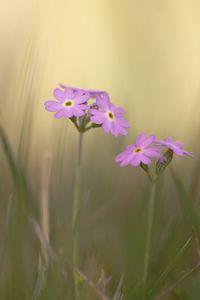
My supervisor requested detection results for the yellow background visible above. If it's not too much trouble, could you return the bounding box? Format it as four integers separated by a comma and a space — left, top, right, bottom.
0, 0, 199, 160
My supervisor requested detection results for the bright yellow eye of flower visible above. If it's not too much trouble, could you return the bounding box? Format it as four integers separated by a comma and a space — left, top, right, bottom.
134, 147, 142, 153
107, 112, 114, 120
64, 100, 73, 107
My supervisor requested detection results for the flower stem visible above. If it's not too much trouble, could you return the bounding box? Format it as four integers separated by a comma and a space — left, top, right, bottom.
72, 132, 83, 300
142, 182, 156, 299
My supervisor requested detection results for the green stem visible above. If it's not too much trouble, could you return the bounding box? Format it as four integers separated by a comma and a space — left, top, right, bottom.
142, 182, 156, 299
72, 132, 83, 300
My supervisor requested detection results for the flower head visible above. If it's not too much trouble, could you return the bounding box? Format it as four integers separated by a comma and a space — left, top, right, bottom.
44, 86, 90, 119
156, 137, 193, 157
44, 84, 130, 136
115, 133, 161, 167
90, 93, 129, 136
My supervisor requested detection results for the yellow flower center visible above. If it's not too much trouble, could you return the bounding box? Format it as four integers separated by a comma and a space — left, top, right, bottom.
64, 100, 73, 107
107, 111, 115, 120
134, 147, 142, 153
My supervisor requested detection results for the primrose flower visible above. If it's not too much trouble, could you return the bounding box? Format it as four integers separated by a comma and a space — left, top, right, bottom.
115, 133, 161, 167
156, 137, 193, 157
44, 86, 90, 118
90, 93, 129, 136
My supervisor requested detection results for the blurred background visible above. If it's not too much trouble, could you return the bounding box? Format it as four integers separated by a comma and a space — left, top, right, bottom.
1, 0, 200, 299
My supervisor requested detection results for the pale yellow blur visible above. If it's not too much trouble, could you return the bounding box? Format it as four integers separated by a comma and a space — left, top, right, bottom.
1, 0, 200, 157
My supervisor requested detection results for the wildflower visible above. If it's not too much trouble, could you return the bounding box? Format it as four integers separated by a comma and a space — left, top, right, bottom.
44, 86, 90, 118
156, 137, 193, 157
44, 85, 130, 135
115, 133, 161, 167
90, 93, 129, 136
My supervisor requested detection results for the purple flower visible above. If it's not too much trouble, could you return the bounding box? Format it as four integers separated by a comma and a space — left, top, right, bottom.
115, 133, 161, 167
45, 84, 130, 136
44, 86, 90, 118
90, 93, 129, 136
156, 137, 193, 157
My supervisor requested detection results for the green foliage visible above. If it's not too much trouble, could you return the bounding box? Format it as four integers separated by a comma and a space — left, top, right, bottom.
1, 127, 200, 299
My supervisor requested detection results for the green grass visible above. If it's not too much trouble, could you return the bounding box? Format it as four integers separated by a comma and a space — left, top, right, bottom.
0, 125, 200, 300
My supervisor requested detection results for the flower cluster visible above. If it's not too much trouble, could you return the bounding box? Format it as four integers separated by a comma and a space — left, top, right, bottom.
44, 84, 193, 181
115, 133, 193, 181
44, 85, 129, 136
115, 134, 193, 167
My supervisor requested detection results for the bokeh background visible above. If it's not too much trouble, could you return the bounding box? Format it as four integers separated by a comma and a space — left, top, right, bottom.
1, 0, 200, 299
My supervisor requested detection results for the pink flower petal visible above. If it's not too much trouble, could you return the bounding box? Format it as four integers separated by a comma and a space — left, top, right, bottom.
113, 121, 128, 136
182, 150, 194, 157
114, 107, 124, 117
44, 101, 62, 112
119, 153, 134, 167
144, 148, 161, 157
115, 150, 130, 162
54, 109, 65, 118
77, 104, 89, 110
164, 137, 173, 143
140, 135, 155, 148
102, 119, 112, 133
74, 94, 90, 104
53, 87, 74, 101
116, 118, 130, 128
174, 141, 184, 149
72, 107, 85, 117
130, 155, 142, 166
91, 115, 106, 124
63, 108, 74, 118
96, 93, 111, 111
136, 133, 147, 147
140, 154, 151, 165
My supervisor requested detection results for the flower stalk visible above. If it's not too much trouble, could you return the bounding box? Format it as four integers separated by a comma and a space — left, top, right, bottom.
72, 132, 83, 300
142, 182, 156, 300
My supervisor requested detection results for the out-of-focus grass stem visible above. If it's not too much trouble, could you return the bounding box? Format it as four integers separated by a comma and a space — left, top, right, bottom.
31, 154, 52, 300
142, 182, 156, 299
40, 152, 52, 265
148, 235, 192, 297
72, 132, 83, 300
